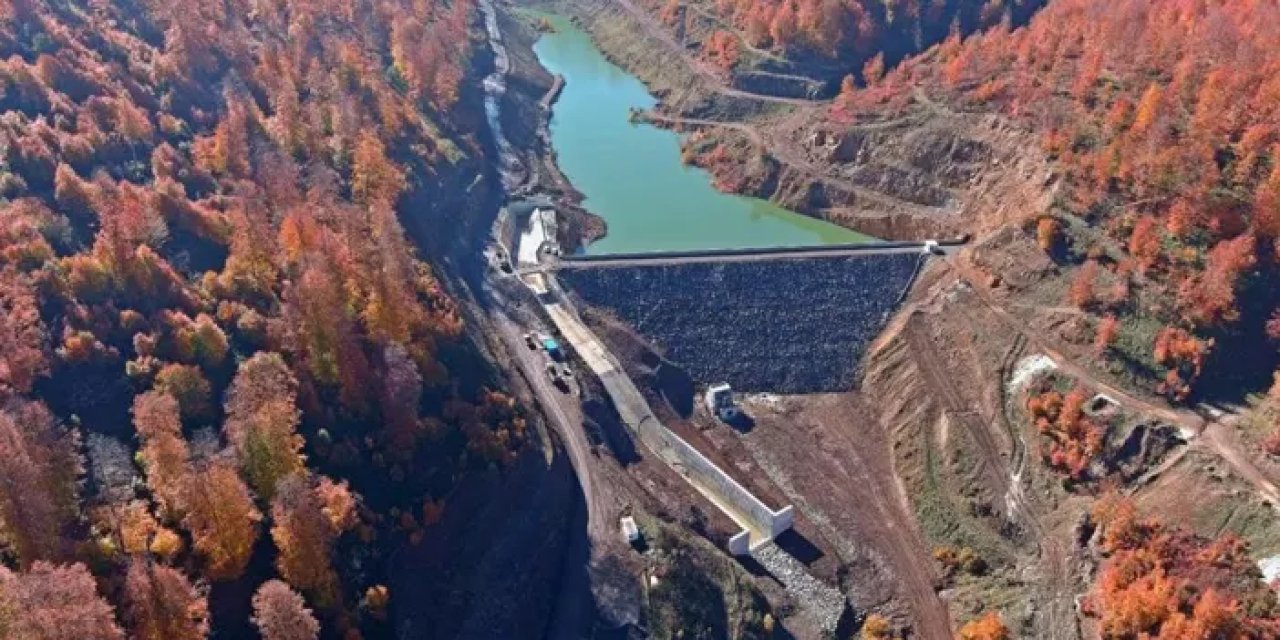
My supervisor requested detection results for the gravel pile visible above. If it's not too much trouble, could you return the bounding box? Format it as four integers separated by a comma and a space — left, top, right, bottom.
752, 542, 847, 634
560, 254, 919, 392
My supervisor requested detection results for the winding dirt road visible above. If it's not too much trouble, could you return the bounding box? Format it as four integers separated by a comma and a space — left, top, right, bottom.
641, 112, 951, 218
948, 254, 1280, 512
610, 0, 822, 107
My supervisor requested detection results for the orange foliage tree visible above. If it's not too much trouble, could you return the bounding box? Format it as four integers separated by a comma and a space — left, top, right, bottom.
181, 461, 262, 581
1070, 260, 1100, 308
704, 30, 741, 71
1027, 386, 1106, 478
957, 612, 1011, 640
1087, 495, 1280, 637
1094, 315, 1120, 356
122, 559, 209, 640
1036, 217, 1062, 253
132, 390, 191, 516
153, 363, 213, 423
830, 74, 859, 125
1152, 327, 1212, 402
223, 352, 305, 499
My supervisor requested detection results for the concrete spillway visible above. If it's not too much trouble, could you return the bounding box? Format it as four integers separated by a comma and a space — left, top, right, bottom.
542, 299, 792, 553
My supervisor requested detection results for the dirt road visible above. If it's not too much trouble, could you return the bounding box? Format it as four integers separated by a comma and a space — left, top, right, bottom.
949, 253, 1280, 516
484, 246, 615, 538
609, 0, 822, 106
642, 112, 950, 218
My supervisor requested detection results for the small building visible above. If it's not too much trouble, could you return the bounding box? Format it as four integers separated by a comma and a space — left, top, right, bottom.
704, 383, 739, 421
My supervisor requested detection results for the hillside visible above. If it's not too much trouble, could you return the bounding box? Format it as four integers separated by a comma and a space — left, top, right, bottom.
531, 0, 1280, 636
630, 0, 1280, 406
631, 0, 1047, 96
0, 0, 542, 638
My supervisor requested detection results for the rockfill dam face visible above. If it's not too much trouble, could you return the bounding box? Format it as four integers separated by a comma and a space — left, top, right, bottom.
558, 252, 922, 393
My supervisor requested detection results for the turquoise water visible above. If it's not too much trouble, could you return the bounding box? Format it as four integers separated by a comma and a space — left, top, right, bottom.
531, 14, 869, 254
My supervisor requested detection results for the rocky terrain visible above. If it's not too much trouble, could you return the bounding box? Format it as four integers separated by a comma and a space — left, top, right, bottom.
560, 253, 921, 392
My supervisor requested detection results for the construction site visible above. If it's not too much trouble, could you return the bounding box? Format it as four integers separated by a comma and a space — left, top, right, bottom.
474, 201, 966, 636
469, 4, 1280, 638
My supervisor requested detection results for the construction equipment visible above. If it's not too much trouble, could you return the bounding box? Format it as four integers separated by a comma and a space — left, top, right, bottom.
620, 516, 641, 545
704, 383, 740, 421
541, 336, 565, 361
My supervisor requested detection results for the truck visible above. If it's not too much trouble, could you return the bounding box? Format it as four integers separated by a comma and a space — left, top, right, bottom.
704, 383, 740, 422
541, 336, 564, 361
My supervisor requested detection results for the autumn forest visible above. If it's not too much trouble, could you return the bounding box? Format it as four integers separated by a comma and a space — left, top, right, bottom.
0, 0, 526, 638
4, 0, 1280, 638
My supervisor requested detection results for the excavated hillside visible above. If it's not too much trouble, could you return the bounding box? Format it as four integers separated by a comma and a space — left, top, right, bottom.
522, 1, 1280, 637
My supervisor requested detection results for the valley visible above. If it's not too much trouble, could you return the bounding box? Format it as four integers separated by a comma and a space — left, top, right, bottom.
0, 1, 1276, 639
479, 0, 1280, 638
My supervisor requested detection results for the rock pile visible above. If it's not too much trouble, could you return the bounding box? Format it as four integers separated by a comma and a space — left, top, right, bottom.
560, 253, 918, 392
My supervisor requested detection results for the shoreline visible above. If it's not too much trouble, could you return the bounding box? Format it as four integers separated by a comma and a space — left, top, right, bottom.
505, 6, 608, 253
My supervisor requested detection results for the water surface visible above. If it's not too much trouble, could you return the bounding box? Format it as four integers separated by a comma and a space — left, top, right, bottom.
531, 14, 869, 254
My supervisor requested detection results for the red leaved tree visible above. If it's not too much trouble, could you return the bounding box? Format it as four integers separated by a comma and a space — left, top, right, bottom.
122, 558, 209, 640
0, 562, 125, 640
252, 579, 320, 640
270, 473, 356, 607
0, 397, 81, 567
0, 270, 48, 393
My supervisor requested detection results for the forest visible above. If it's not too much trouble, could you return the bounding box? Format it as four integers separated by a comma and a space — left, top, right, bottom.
849, 0, 1280, 633
640, 0, 1046, 84
847, 0, 1280, 403
0, 0, 523, 638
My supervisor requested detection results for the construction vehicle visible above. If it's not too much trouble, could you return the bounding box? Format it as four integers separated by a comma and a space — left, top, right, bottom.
541, 335, 565, 361
545, 362, 570, 392
704, 383, 740, 422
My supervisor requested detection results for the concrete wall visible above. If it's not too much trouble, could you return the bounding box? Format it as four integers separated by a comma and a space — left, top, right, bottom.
539, 288, 792, 554
642, 422, 791, 551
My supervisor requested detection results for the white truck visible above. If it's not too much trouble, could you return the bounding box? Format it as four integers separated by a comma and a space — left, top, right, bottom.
704, 383, 740, 422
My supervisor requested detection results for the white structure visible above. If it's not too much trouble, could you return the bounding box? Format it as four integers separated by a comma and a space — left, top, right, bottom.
516, 207, 560, 266
620, 516, 640, 544
704, 383, 740, 421
1260, 555, 1280, 589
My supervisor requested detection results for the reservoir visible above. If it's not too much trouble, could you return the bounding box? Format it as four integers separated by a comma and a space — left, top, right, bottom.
531, 14, 869, 254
